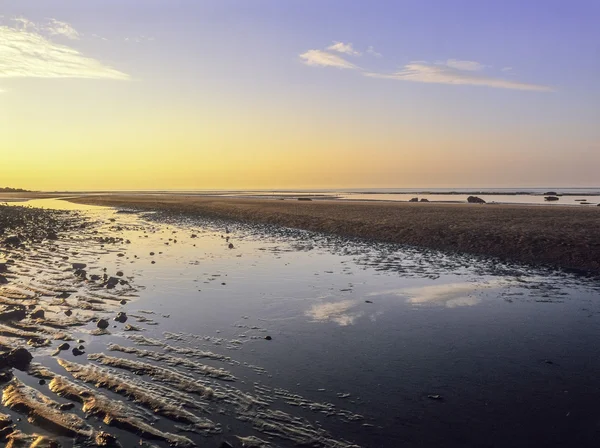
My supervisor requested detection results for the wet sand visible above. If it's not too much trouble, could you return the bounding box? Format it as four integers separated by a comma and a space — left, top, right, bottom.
65, 194, 600, 274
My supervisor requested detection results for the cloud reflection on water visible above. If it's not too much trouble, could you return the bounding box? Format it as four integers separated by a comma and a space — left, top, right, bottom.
373, 280, 506, 308
306, 299, 364, 326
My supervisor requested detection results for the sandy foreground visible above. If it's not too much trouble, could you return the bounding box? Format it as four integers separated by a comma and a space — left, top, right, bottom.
56, 193, 600, 274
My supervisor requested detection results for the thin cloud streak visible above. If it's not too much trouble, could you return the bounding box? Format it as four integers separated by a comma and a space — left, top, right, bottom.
0, 25, 130, 81
366, 62, 553, 92
299, 49, 359, 69
327, 41, 361, 56
300, 43, 553, 92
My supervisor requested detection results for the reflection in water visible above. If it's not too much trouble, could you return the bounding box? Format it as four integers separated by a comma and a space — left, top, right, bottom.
306, 299, 363, 326
375, 281, 507, 308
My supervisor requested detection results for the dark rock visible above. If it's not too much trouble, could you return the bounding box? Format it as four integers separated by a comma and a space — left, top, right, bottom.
467, 196, 486, 204
543, 191, 558, 196
30, 309, 45, 319
46, 230, 58, 240
57, 343, 70, 351
264, 335, 272, 341
72, 263, 87, 270
419, 198, 429, 202
59, 403, 75, 411
97, 318, 109, 329
114, 312, 127, 323
0, 263, 7, 273
228, 243, 234, 249
74, 269, 87, 279
365, 300, 373, 303
191, 234, 197, 238
409, 197, 419, 202
544, 196, 560, 201
39, 379, 46, 385
0, 275, 8, 285
427, 394, 443, 400
56, 291, 71, 299
0, 308, 26, 321
116, 271, 124, 277
105, 277, 119, 289
150, 252, 155, 256
120, 299, 127, 305
2, 235, 22, 246
64, 309, 73, 317
117, 253, 125, 257
0, 347, 33, 370
72, 347, 85, 356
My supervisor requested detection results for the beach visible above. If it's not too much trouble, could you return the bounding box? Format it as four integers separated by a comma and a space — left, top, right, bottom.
63, 194, 600, 275
1, 198, 600, 447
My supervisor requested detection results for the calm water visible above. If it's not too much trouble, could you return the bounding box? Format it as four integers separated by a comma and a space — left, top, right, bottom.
5, 198, 600, 447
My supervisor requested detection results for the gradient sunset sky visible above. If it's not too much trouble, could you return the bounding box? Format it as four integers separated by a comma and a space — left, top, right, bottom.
1, 0, 599, 190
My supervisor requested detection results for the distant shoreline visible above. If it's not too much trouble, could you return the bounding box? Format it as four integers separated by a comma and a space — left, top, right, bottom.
62, 193, 600, 275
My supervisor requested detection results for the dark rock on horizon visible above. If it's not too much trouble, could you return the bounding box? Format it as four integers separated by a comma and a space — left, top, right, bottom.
544, 196, 560, 201
467, 196, 486, 204
409, 197, 419, 202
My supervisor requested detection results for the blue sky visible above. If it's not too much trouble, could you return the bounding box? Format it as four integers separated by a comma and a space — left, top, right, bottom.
1, 0, 599, 189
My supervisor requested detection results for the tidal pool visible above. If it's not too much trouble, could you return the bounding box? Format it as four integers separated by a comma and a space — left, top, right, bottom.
2, 198, 600, 447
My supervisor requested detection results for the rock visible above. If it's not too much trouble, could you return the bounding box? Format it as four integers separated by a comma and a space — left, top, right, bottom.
228, 243, 234, 249
419, 198, 429, 202
105, 277, 119, 289
467, 196, 486, 204
74, 269, 87, 279
264, 335, 272, 341
59, 403, 75, 411
117, 253, 125, 257
46, 230, 58, 240
72, 347, 85, 356
116, 271, 124, 277
409, 197, 419, 202
544, 191, 558, 196
97, 318, 109, 330
191, 234, 197, 238
544, 196, 560, 201
114, 312, 127, 323
150, 252, 155, 256
30, 309, 45, 319
2, 235, 22, 246
0, 275, 8, 285
72, 263, 87, 270
39, 379, 46, 385
120, 299, 128, 305
56, 292, 70, 299
57, 343, 70, 351
427, 394, 443, 400
64, 310, 73, 317
0, 347, 33, 370
365, 300, 373, 303
0, 263, 7, 273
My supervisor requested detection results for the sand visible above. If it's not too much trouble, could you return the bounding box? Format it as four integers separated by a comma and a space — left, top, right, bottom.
63, 194, 600, 274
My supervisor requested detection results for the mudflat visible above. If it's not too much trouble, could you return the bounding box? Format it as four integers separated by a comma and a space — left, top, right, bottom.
66, 194, 600, 274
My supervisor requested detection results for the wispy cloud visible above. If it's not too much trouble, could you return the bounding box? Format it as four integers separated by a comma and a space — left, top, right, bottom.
443, 59, 485, 71
45, 19, 80, 40
367, 46, 382, 57
300, 42, 553, 92
367, 62, 553, 92
327, 41, 361, 56
299, 49, 358, 69
0, 19, 129, 86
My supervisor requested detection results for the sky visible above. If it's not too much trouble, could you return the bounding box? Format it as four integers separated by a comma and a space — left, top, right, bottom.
1, 0, 599, 190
